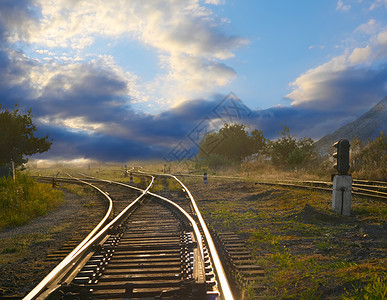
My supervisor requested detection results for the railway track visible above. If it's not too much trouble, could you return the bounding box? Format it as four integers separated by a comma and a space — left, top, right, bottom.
175, 173, 387, 202
252, 178, 387, 202
25, 172, 235, 299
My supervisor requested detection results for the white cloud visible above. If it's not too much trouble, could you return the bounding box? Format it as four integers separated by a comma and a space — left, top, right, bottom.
336, 0, 351, 11
348, 45, 372, 64
146, 53, 236, 105
369, 0, 387, 10
204, 0, 225, 4
376, 30, 387, 44
287, 22, 387, 109
13, 0, 246, 107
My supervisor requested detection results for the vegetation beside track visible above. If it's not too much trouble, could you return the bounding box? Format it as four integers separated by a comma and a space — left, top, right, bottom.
186, 178, 387, 300
0, 173, 64, 230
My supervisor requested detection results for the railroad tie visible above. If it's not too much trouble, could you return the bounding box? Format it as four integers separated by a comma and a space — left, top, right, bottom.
211, 230, 266, 294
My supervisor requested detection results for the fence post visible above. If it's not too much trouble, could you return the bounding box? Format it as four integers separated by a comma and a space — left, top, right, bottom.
11, 160, 15, 181
203, 172, 207, 184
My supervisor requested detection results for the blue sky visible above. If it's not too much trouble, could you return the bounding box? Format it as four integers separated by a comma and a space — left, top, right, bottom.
0, 0, 386, 163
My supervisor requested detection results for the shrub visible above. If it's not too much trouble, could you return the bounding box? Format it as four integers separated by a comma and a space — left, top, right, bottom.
0, 173, 64, 229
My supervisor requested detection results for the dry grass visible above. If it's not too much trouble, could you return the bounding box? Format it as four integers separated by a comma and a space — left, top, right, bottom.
185, 177, 387, 299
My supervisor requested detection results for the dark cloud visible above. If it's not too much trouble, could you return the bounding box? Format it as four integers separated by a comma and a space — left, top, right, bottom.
1, 0, 386, 163
0, 0, 38, 41
33, 124, 169, 162
287, 65, 387, 114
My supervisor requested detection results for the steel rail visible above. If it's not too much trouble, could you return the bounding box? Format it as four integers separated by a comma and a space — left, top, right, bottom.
76, 174, 204, 260
133, 168, 234, 299
80, 171, 230, 299
24, 175, 154, 300
260, 180, 387, 201
129, 169, 235, 299
169, 175, 235, 300
23, 177, 114, 300
159, 173, 387, 199
77, 173, 208, 287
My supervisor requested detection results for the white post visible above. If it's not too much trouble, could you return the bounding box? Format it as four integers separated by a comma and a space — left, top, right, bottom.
11, 160, 15, 181
332, 175, 352, 216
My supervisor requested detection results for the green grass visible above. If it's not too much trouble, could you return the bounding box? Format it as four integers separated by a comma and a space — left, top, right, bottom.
191, 179, 387, 300
343, 274, 387, 300
167, 178, 181, 191
0, 233, 51, 264
0, 173, 64, 230
61, 184, 93, 197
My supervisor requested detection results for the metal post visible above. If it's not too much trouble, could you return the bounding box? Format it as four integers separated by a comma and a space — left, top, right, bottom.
203, 172, 207, 184
130, 172, 133, 183
332, 174, 352, 216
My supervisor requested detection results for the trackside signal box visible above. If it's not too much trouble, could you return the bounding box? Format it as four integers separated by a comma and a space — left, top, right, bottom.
333, 139, 350, 175
331, 139, 352, 216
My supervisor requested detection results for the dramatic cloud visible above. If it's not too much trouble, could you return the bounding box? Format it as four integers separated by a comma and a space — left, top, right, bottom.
1, 1, 386, 163
5, 0, 247, 104
287, 20, 387, 114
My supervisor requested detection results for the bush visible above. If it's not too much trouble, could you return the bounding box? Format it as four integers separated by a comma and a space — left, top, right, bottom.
0, 173, 64, 229
268, 125, 316, 170
351, 133, 387, 181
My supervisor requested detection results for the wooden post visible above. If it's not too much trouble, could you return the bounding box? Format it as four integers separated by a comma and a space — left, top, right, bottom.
11, 160, 15, 181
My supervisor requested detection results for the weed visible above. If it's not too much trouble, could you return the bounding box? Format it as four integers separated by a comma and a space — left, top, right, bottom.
0, 233, 50, 263
62, 184, 92, 197
317, 240, 334, 253
0, 173, 64, 230
167, 178, 181, 191
83, 201, 95, 208
344, 275, 387, 300
192, 178, 387, 300
150, 182, 164, 192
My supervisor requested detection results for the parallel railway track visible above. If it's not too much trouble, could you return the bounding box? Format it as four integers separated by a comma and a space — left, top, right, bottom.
252, 178, 387, 202
26, 173, 234, 299
27, 170, 383, 299
175, 173, 387, 202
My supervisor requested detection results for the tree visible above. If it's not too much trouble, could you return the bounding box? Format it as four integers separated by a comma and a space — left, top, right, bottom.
0, 104, 52, 166
350, 132, 386, 180
268, 125, 315, 169
198, 123, 267, 167
251, 128, 267, 156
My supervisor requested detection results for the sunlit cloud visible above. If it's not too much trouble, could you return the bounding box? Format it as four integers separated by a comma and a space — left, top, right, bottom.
11, 0, 246, 106
287, 21, 387, 112
1, 1, 386, 163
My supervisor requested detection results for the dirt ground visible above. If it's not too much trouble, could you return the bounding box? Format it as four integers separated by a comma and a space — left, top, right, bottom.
0, 178, 386, 299
0, 189, 104, 298
184, 178, 387, 299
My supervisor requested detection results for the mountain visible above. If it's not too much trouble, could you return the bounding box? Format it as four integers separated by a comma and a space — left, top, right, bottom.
315, 96, 387, 155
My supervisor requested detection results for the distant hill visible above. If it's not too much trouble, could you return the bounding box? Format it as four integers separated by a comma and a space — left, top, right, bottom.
315, 96, 387, 155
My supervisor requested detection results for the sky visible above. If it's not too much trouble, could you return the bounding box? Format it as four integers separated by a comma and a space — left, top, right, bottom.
0, 0, 386, 164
